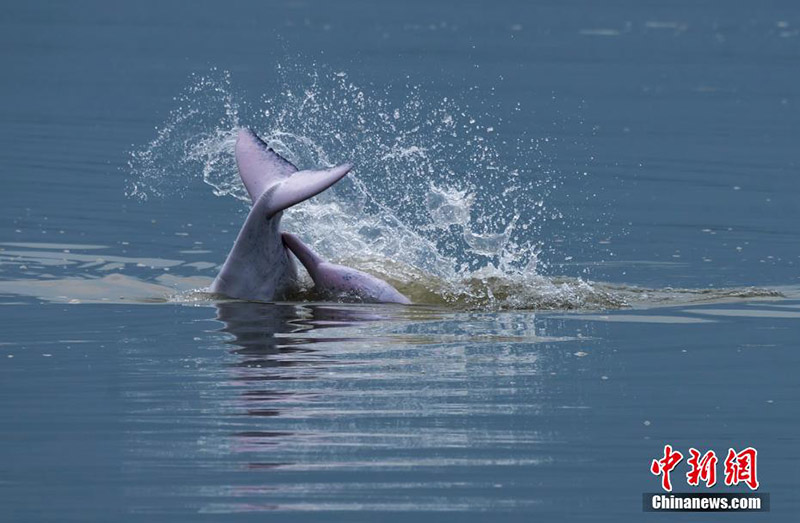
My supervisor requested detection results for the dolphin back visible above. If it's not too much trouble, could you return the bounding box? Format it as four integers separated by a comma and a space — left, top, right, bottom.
282, 232, 411, 305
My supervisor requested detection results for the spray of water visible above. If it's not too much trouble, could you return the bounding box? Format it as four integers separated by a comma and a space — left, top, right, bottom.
126, 66, 622, 309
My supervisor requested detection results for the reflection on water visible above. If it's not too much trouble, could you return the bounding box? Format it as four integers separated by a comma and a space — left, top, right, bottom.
142, 300, 563, 514
105, 298, 799, 517
219, 302, 371, 453
3, 290, 799, 518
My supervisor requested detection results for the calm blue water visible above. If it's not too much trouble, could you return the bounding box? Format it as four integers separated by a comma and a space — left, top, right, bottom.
1, 1, 799, 521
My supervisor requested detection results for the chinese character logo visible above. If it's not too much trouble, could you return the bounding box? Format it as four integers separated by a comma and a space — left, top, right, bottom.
686, 448, 718, 487
651, 445, 760, 491
651, 445, 683, 492
724, 447, 759, 490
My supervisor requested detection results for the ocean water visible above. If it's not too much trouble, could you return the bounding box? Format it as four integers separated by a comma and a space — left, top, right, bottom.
1, 1, 799, 521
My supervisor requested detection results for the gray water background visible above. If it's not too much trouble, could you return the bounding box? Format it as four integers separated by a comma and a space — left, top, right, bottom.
1, 1, 799, 521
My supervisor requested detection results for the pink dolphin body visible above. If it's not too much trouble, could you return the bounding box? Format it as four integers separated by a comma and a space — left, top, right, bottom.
282, 232, 410, 305
210, 128, 410, 305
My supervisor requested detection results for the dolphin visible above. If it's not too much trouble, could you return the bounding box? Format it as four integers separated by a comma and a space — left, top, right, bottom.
282, 232, 411, 304
210, 128, 351, 301
210, 128, 410, 305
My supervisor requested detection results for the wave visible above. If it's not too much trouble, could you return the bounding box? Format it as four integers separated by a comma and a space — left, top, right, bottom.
0, 241, 784, 310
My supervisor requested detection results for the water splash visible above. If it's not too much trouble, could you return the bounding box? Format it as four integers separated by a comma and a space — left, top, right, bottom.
127, 69, 242, 201
124, 67, 607, 309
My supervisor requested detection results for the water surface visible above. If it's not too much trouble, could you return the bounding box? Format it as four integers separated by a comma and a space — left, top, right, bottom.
1, 1, 799, 521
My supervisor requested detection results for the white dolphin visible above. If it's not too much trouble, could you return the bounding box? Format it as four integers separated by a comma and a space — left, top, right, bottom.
210, 128, 410, 305
282, 232, 410, 304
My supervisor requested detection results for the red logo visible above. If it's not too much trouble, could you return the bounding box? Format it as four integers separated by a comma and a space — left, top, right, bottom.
650, 445, 683, 492
651, 445, 759, 491
686, 448, 718, 488
724, 447, 759, 490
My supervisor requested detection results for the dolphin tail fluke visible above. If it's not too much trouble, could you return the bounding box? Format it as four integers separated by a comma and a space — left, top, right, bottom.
237, 128, 353, 215
263, 163, 352, 218
236, 128, 299, 202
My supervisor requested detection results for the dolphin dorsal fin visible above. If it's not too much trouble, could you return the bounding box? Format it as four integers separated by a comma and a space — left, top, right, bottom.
235, 128, 299, 202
